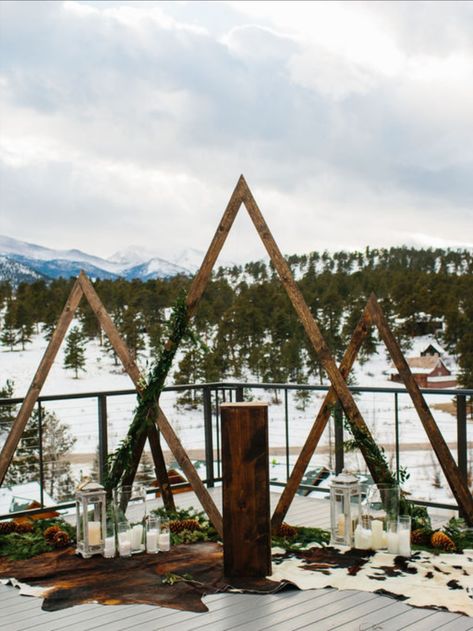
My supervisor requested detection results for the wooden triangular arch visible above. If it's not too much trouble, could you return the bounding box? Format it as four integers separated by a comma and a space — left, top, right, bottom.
0, 272, 178, 510
272, 294, 473, 529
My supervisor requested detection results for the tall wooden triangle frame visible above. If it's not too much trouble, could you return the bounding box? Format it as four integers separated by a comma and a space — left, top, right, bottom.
1, 175, 471, 533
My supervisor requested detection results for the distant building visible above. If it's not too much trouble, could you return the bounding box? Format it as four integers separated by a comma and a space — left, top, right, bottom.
420, 343, 445, 357
389, 356, 457, 388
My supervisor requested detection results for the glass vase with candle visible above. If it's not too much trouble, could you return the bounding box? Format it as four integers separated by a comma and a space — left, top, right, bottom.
159, 522, 171, 551
75, 480, 106, 558
330, 470, 361, 546
366, 483, 399, 525
146, 516, 160, 554
103, 519, 116, 558
117, 520, 132, 557
397, 515, 411, 557
113, 484, 147, 554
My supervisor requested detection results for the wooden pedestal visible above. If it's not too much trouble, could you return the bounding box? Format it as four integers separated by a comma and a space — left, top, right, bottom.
221, 402, 271, 578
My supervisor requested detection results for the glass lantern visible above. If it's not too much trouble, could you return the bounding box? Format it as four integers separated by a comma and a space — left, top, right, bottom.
75, 480, 107, 558
330, 470, 361, 546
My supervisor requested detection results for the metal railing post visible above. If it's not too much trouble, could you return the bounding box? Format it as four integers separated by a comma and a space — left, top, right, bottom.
97, 394, 108, 485
203, 386, 214, 488
235, 386, 244, 402
38, 401, 44, 508
285, 388, 290, 481
457, 394, 468, 490
334, 400, 344, 474
395, 392, 400, 483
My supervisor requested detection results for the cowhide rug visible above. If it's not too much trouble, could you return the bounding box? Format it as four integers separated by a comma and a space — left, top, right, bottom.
0, 542, 284, 612
1, 543, 472, 616
272, 546, 473, 616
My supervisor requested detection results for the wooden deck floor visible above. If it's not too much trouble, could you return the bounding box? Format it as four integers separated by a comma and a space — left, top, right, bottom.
1, 488, 471, 631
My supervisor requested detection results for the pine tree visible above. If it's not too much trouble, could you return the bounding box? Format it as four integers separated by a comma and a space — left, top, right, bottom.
0, 380, 15, 438
4, 407, 76, 501
64, 326, 86, 378
1, 301, 17, 351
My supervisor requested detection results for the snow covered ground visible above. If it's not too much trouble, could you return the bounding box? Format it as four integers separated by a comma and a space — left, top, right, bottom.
1, 325, 470, 515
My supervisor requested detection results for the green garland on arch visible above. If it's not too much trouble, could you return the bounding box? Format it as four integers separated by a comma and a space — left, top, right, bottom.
105, 292, 190, 491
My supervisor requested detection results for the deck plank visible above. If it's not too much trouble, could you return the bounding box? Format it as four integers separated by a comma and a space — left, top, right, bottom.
0, 489, 468, 631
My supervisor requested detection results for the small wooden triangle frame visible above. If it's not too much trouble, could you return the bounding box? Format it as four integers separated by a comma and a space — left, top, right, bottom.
272, 294, 473, 529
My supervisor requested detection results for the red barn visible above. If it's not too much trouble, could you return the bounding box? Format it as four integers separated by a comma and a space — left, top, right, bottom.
390, 356, 457, 388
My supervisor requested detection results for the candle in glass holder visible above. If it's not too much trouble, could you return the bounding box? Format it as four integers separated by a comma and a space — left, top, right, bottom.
131, 524, 144, 552
398, 516, 411, 556
146, 516, 160, 554
386, 519, 398, 554
88, 521, 101, 546
371, 520, 384, 550
104, 536, 116, 558
117, 521, 132, 558
159, 530, 170, 551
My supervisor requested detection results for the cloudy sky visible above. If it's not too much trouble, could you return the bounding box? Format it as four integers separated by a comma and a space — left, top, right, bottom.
1, 1, 472, 263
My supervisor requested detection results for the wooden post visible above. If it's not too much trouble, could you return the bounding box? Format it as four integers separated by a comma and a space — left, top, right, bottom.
221, 402, 271, 578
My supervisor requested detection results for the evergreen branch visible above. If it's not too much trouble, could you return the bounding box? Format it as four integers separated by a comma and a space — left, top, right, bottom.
105, 293, 190, 491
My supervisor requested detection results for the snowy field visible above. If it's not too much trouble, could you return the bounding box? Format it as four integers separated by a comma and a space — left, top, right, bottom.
1, 324, 471, 515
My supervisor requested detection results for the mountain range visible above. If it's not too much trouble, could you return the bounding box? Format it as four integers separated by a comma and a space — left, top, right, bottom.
0, 235, 210, 285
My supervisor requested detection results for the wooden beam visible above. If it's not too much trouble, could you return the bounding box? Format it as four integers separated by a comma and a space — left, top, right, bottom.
239, 178, 394, 487
0, 279, 84, 485
156, 408, 223, 537
78, 273, 175, 509
367, 294, 473, 524
271, 307, 372, 531
186, 176, 245, 315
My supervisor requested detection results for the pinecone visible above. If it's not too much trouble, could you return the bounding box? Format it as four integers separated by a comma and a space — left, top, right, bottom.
168, 519, 201, 534
411, 528, 432, 546
431, 530, 456, 552
0, 521, 16, 535
52, 530, 71, 549
13, 521, 33, 534
277, 523, 298, 539
44, 525, 62, 542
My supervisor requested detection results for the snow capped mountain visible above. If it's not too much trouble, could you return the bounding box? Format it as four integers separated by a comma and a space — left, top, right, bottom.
123, 258, 190, 281
0, 255, 45, 286
0, 235, 193, 284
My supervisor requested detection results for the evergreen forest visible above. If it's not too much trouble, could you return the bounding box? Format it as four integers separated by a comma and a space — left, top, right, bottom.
1, 246, 472, 392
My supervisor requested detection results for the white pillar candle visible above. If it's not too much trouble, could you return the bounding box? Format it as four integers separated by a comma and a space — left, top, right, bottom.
104, 536, 115, 558
131, 524, 144, 551
371, 520, 384, 550
118, 540, 132, 557
337, 514, 345, 537
398, 530, 411, 556
146, 529, 159, 553
88, 521, 101, 546
361, 528, 372, 550
354, 525, 363, 548
387, 531, 399, 554
159, 531, 170, 551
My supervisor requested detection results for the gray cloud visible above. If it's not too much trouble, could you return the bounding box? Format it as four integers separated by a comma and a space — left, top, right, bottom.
0, 0, 472, 262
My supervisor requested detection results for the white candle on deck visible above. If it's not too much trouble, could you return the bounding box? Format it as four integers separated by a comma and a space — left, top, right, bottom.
146, 529, 159, 553
119, 540, 132, 557
159, 531, 170, 551
131, 524, 144, 551
104, 536, 115, 558
371, 520, 384, 550
387, 531, 399, 554
88, 521, 101, 546
354, 525, 363, 548
398, 530, 411, 556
